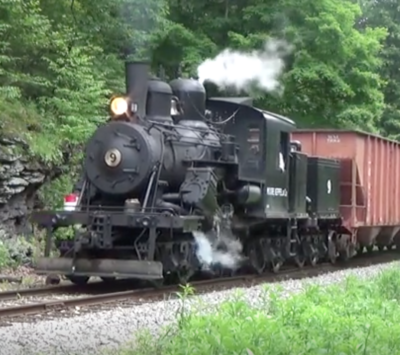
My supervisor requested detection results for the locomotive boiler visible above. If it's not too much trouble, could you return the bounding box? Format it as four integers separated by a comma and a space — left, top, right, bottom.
32, 61, 348, 286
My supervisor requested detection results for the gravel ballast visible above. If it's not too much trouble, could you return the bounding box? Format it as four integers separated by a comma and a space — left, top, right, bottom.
1, 261, 399, 355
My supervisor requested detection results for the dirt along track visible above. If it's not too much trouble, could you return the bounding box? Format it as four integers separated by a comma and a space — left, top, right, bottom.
0, 249, 398, 323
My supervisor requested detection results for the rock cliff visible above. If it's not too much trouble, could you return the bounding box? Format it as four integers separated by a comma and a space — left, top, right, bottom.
0, 135, 57, 240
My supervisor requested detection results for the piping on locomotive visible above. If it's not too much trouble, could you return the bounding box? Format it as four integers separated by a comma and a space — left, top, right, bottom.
31, 61, 351, 285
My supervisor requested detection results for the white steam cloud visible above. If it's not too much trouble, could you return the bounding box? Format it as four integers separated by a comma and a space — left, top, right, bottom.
197, 38, 291, 93
192, 230, 244, 270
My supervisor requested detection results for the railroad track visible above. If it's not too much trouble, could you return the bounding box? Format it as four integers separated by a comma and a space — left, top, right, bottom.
0, 278, 144, 302
0, 250, 398, 320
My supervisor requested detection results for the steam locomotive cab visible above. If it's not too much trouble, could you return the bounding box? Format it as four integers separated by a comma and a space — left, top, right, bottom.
206, 99, 295, 220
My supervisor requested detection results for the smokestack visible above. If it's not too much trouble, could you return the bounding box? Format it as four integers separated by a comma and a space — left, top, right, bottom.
125, 61, 149, 119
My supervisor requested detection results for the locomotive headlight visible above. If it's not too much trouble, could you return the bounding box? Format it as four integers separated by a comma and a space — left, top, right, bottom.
110, 97, 129, 116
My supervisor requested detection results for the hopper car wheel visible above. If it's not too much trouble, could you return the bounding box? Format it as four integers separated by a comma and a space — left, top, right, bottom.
67, 275, 90, 285
378, 245, 384, 252
366, 245, 374, 253
387, 244, 394, 251
356, 245, 364, 256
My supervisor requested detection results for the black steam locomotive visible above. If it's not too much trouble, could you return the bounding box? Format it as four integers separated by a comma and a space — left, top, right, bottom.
32, 61, 345, 285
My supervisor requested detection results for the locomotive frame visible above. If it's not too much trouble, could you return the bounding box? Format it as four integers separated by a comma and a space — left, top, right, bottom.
31, 61, 354, 285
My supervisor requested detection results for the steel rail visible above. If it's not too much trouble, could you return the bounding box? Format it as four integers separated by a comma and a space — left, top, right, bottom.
0, 278, 146, 301
0, 270, 307, 318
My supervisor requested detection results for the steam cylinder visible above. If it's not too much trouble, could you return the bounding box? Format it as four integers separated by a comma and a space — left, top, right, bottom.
125, 61, 149, 120
170, 79, 206, 121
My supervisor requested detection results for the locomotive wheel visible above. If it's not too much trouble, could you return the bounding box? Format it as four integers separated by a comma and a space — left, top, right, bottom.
150, 279, 164, 289
338, 245, 350, 262
67, 275, 90, 285
327, 239, 337, 264
45, 274, 61, 285
294, 255, 305, 268
293, 240, 306, 268
308, 255, 318, 267
101, 277, 116, 283
164, 268, 193, 286
177, 267, 195, 286
247, 240, 266, 274
269, 259, 283, 273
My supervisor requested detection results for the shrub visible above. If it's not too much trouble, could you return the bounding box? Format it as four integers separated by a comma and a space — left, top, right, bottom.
0, 237, 38, 269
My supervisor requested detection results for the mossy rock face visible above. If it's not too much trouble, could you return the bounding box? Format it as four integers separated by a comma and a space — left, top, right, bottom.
0, 133, 54, 240
0, 140, 21, 163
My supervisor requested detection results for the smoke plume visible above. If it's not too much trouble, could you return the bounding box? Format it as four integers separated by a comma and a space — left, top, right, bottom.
192, 230, 244, 270
197, 38, 291, 94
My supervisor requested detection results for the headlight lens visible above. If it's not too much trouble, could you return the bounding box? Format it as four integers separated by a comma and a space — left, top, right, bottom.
110, 97, 129, 116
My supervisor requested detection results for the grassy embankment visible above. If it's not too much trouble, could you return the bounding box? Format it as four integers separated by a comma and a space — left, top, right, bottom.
120, 266, 400, 355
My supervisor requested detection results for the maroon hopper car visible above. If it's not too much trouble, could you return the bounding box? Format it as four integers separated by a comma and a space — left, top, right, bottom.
292, 129, 400, 251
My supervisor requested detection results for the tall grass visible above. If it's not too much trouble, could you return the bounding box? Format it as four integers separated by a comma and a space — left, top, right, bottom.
121, 267, 400, 355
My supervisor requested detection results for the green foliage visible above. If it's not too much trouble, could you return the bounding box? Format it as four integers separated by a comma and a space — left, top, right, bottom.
1, 0, 400, 211
124, 268, 400, 355
153, 0, 388, 131
0, 238, 36, 268
360, 0, 400, 139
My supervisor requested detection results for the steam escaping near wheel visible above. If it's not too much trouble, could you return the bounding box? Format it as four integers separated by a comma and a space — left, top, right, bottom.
192, 231, 244, 270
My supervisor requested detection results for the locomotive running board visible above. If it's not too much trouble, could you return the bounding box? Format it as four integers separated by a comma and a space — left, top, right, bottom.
35, 257, 163, 280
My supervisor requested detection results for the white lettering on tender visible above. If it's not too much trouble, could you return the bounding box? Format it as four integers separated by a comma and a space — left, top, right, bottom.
266, 187, 288, 197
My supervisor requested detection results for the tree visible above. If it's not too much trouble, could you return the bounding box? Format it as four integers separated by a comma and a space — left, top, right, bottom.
154, 0, 387, 131
0, 0, 393, 209
360, 0, 400, 139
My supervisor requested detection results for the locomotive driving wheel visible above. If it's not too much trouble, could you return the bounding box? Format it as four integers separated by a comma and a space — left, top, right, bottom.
247, 239, 266, 274
294, 255, 305, 268
66, 275, 90, 285
269, 258, 283, 273
45, 274, 61, 285
308, 254, 318, 267
101, 277, 116, 283
164, 268, 194, 286
327, 237, 338, 264
293, 240, 306, 268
